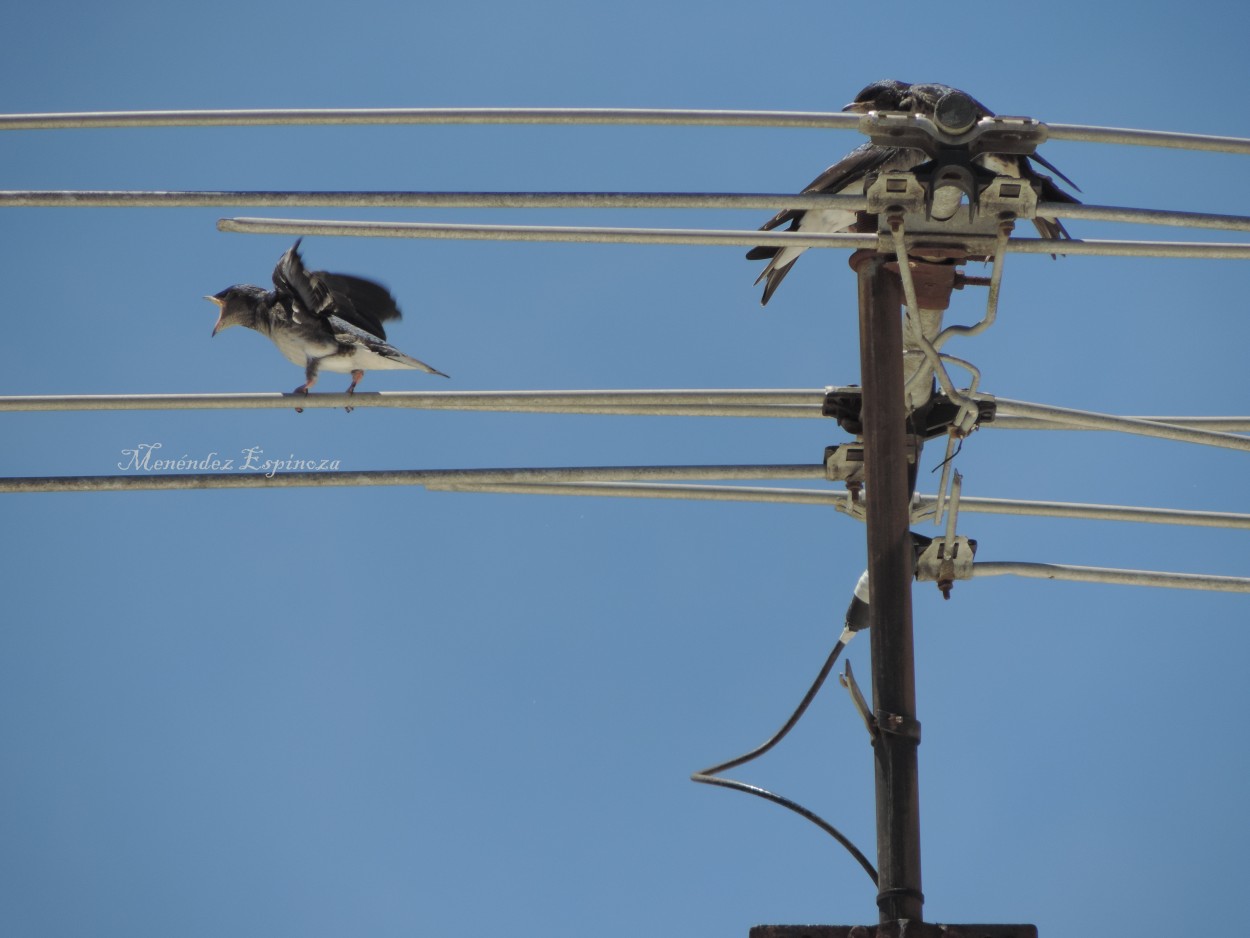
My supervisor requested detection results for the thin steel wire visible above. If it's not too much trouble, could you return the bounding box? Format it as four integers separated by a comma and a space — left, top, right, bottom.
216, 216, 1250, 259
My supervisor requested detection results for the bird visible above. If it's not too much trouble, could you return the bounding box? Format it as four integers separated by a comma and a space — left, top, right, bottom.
207, 240, 448, 411
747, 79, 1081, 305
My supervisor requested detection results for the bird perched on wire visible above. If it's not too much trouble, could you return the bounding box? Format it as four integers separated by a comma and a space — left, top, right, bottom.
207, 239, 448, 411
747, 79, 1081, 305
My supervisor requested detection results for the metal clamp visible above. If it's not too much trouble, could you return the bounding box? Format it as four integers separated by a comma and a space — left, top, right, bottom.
858, 111, 1050, 159
915, 534, 978, 598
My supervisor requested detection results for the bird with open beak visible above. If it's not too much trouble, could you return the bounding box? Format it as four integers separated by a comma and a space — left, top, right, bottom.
747, 79, 1080, 305
207, 240, 448, 411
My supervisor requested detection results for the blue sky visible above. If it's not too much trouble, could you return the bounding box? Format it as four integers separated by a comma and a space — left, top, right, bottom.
3, 2, 1249, 936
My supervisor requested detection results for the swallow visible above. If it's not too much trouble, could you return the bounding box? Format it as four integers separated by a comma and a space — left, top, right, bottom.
207, 240, 447, 411
747, 79, 1081, 305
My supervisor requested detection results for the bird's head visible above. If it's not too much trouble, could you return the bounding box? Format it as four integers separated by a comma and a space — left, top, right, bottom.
206, 285, 267, 336
843, 79, 912, 114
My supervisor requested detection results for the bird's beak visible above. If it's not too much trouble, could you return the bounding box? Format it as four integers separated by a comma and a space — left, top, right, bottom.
205, 295, 225, 336
842, 101, 871, 113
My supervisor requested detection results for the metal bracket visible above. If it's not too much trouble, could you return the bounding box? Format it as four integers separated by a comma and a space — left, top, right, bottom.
868, 170, 1033, 255
858, 111, 1049, 159
918, 391, 996, 438
915, 535, 978, 598
822, 385, 866, 435
824, 442, 864, 488
824, 385, 965, 439
980, 175, 1039, 222
875, 709, 922, 743
825, 439, 919, 484
839, 660, 878, 741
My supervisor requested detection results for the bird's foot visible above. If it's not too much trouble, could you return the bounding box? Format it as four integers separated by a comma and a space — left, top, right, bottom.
345, 370, 364, 413
292, 385, 310, 414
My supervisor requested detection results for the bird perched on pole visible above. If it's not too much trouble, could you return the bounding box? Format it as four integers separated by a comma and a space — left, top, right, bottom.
207, 240, 448, 411
747, 79, 1080, 305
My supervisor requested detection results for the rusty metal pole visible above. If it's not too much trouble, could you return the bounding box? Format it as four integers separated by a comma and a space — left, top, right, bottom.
855, 253, 924, 925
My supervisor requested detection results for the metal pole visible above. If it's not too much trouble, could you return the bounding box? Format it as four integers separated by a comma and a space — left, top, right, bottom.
857, 255, 924, 924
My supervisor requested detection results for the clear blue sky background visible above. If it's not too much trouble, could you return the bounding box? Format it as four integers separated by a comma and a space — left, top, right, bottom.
3, 2, 1248, 936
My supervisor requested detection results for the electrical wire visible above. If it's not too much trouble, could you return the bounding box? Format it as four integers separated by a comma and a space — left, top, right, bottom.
690, 630, 878, 886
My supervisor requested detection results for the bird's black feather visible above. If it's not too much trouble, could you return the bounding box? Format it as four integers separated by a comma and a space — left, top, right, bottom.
271, 239, 401, 340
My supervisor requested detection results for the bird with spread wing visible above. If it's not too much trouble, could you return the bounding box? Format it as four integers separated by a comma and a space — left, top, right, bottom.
207, 240, 447, 411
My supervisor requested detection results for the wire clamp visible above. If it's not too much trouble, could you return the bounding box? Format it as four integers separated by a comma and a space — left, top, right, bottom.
875, 709, 922, 743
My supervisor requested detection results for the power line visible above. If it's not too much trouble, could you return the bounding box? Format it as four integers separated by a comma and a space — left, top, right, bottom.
7, 191, 1250, 234
214, 215, 1250, 259
4, 106, 1249, 154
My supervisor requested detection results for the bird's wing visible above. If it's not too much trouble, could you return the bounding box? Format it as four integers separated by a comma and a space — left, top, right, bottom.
746, 144, 911, 261
1027, 152, 1080, 192
272, 239, 328, 319
271, 239, 401, 340
316, 272, 403, 337
326, 316, 449, 377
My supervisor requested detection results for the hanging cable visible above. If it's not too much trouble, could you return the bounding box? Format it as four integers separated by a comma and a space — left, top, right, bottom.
690, 574, 876, 884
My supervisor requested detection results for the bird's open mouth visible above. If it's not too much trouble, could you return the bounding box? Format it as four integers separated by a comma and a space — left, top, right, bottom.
205, 295, 225, 336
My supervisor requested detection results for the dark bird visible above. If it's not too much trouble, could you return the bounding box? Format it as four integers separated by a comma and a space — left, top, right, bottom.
207, 240, 447, 410
747, 79, 1081, 305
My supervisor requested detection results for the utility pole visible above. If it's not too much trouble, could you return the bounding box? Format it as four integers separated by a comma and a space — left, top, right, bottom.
752, 91, 1044, 938
855, 254, 924, 926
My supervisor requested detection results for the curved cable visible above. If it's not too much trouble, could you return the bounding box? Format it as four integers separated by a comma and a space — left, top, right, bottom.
694, 637, 848, 777
690, 627, 877, 885
690, 772, 879, 886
